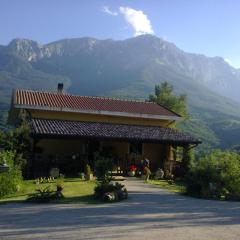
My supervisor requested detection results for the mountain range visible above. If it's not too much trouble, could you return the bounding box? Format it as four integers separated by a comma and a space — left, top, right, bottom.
0, 35, 240, 151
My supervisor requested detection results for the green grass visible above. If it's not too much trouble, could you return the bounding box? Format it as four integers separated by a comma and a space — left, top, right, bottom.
148, 179, 186, 194
0, 178, 98, 204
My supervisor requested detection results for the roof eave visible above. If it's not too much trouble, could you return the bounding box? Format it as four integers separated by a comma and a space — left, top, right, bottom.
31, 132, 201, 145
14, 104, 182, 121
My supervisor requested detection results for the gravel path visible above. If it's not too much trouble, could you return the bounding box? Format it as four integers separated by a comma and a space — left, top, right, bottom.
0, 178, 240, 240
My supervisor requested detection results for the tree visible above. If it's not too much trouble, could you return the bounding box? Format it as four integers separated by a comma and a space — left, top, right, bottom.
0, 123, 30, 171
149, 82, 188, 118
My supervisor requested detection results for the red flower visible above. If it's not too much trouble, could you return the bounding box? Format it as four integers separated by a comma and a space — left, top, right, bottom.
130, 165, 137, 171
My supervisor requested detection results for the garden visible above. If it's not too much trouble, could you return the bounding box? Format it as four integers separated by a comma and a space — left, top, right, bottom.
0, 124, 128, 204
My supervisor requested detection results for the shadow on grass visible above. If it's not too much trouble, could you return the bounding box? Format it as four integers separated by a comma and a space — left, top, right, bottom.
0, 194, 100, 205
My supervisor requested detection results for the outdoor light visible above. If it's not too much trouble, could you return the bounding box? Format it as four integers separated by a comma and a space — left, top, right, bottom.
0, 159, 9, 173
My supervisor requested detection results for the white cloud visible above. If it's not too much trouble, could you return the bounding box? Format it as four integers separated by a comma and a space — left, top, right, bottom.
102, 6, 118, 16
119, 6, 154, 36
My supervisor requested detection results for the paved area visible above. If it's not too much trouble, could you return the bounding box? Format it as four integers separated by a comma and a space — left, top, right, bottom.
0, 178, 240, 240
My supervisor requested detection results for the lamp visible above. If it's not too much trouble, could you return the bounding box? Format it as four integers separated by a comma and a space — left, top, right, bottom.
0, 159, 9, 173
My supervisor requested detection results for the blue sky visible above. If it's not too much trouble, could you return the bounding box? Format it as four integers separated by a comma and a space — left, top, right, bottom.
1, 0, 240, 68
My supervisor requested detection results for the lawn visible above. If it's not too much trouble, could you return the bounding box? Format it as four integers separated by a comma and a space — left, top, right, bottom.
0, 178, 98, 204
148, 179, 186, 194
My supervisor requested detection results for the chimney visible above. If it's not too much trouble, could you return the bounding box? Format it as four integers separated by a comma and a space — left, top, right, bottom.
57, 83, 64, 93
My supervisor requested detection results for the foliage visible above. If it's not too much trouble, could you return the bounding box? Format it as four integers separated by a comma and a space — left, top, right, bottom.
94, 182, 128, 202
0, 150, 15, 167
0, 110, 8, 131
149, 82, 188, 118
0, 123, 30, 171
27, 185, 56, 203
185, 150, 240, 200
0, 150, 23, 198
95, 158, 114, 183
180, 148, 195, 176
177, 117, 219, 154
0, 168, 22, 198
231, 145, 240, 154
30, 176, 64, 202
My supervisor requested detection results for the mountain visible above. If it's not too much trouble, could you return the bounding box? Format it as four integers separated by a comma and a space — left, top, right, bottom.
0, 35, 240, 150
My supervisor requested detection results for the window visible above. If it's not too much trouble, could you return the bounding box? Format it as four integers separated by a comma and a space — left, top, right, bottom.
129, 142, 143, 155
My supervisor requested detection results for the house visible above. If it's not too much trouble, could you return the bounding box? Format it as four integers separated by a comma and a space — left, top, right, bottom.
8, 84, 201, 177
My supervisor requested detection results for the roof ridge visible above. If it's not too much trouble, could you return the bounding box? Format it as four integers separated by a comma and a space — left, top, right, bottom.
16, 88, 156, 104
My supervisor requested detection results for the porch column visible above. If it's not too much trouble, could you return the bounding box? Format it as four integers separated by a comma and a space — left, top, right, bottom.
163, 145, 175, 175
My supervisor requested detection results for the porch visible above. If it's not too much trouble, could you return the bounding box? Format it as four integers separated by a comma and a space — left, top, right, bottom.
29, 118, 201, 177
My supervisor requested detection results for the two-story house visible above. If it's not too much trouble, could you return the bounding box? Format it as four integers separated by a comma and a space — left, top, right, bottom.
8, 84, 201, 177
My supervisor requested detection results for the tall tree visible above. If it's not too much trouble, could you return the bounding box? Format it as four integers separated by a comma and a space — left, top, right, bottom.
149, 82, 188, 118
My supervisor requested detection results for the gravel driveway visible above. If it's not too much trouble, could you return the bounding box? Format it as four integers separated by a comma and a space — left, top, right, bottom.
0, 178, 240, 240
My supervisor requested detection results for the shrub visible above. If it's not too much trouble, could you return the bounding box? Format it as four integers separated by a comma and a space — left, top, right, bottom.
1, 124, 30, 171
94, 182, 128, 202
95, 158, 114, 183
185, 150, 240, 200
0, 151, 23, 198
28, 185, 56, 203
0, 168, 22, 198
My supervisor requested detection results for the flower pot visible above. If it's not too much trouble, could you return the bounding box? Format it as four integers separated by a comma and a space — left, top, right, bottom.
128, 171, 135, 177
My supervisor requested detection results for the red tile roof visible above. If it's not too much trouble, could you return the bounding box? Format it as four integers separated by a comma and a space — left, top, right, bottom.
14, 89, 180, 117
31, 118, 201, 144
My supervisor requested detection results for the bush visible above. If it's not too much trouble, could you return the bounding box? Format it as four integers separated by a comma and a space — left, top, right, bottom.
95, 158, 114, 183
185, 150, 240, 200
0, 168, 22, 198
94, 182, 128, 202
1, 124, 30, 171
0, 151, 23, 198
27, 185, 56, 203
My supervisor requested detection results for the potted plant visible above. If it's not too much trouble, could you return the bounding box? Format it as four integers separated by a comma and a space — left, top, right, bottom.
128, 165, 137, 177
